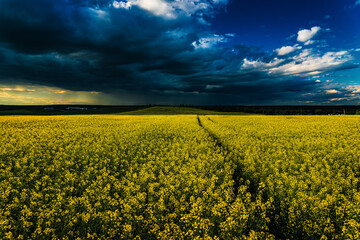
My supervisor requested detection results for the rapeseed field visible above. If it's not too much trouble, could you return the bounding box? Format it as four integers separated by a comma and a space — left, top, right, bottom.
1, 113, 360, 239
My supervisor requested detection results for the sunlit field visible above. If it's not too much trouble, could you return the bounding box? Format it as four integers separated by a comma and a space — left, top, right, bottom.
1, 111, 360, 239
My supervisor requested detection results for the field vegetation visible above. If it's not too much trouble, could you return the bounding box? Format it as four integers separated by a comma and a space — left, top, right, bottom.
1, 108, 360, 239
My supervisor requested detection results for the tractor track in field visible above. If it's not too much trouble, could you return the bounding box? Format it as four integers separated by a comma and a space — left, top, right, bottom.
197, 115, 263, 199
197, 115, 281, 239
197, 115, 226, 150
197, 115, 242, 196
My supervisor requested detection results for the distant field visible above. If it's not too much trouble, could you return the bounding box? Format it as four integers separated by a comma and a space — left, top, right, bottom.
0, 106, 248, 116
117, 106, 250, 115
1, 110, 360, 239
0, 106, 149, 116
2, 105, 360, 116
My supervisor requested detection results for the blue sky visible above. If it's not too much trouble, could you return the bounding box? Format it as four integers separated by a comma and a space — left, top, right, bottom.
0, 0, 359, 105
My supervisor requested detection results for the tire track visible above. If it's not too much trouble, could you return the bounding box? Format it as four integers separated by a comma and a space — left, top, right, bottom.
197, 115, 242, 196
197, 115, 290, 240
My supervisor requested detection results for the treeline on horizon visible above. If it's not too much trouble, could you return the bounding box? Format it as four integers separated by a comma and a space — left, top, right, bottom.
1, 104, 360, 115
198, 105, 360, 115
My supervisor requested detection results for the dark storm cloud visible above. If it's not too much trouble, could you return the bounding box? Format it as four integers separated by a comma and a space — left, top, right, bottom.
0, 0, 358, 104
0, 0, 200, 89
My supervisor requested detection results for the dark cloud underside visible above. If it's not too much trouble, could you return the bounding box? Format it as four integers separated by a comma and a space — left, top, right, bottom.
0, 0, 359, 104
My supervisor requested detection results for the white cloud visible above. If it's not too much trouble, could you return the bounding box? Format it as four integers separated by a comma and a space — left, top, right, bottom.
113, 0, 176, 18
113, 1, 132, 9
276, 45, 302, 56
172, 0, 210, 16
139, 0, 176, 18
88, 8, 110, 21
241, 58, 284, 70
113, 0, 230, 20
128, 0, 176, 18
304, 40, 315, 46
296, 49, 312, 58
330, 98, 345, 102
326, 89, 340, 94
235, 44, 353, 79
345, 85, 360, 93
297, 26, 321, 43
269, 50, 353, 76
192, 34, 226, 49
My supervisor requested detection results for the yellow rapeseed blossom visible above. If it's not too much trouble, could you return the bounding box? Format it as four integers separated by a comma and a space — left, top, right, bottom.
1, 114, 360, 239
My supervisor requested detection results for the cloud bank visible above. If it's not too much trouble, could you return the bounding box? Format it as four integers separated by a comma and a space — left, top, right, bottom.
0, 0, 358, 105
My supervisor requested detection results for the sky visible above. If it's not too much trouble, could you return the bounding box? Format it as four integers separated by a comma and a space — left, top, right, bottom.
0, 0, 359, 105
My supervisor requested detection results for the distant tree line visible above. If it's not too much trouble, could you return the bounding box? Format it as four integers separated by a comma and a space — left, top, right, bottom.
1, 104, 360, 115
197, 105, 360, 115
